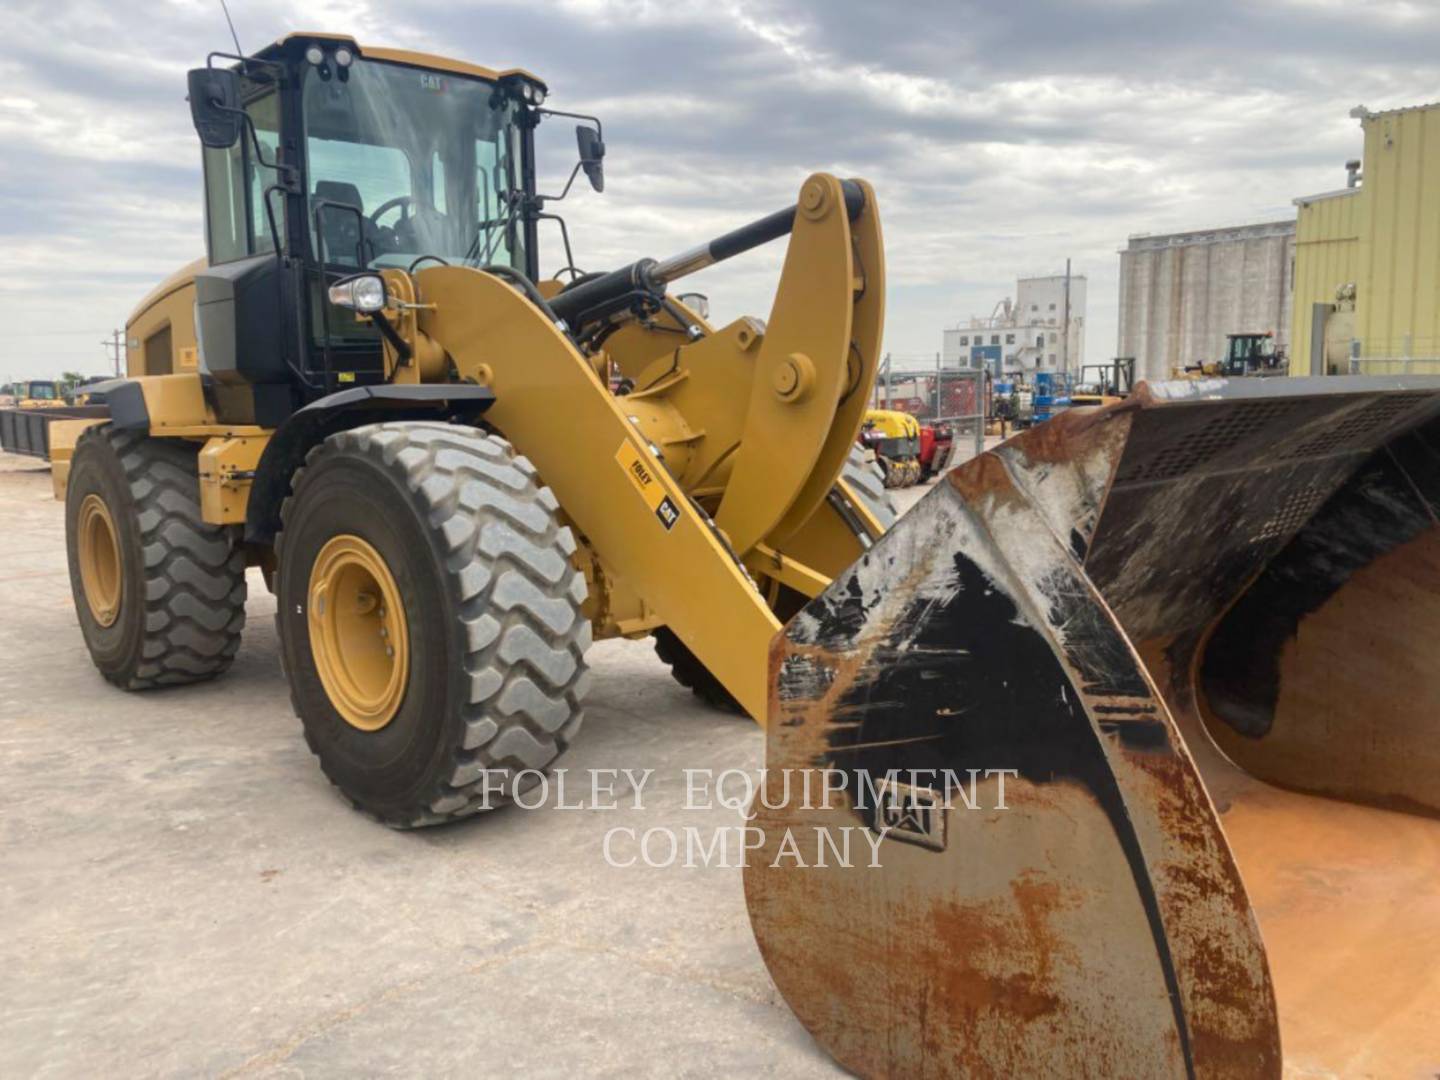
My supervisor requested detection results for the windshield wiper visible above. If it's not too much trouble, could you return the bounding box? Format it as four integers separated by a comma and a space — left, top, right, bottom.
463, 197, 521, 267
462, 212, 508, 266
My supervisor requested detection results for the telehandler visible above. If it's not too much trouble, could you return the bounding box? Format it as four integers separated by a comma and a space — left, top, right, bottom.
44, 32, 1440, 1077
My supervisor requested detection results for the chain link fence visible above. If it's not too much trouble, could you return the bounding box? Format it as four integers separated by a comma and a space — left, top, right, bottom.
871, 362, 987, 466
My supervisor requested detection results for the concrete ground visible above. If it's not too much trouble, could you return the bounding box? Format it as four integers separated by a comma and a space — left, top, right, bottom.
0, 452, 934, 1078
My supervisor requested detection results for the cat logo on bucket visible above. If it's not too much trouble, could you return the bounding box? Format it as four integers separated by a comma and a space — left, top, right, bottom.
874, 779, 947, 851
615, 442, 679, 531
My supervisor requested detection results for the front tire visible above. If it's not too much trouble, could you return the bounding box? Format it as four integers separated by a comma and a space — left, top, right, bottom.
839, 444, 898, 528
275, 422, 590, 828
65, 425, 247, 689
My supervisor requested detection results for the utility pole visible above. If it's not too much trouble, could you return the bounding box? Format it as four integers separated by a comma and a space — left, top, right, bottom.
934, 351, 941, 419
1061, 258, 1071, 377
101, 329, 123, 376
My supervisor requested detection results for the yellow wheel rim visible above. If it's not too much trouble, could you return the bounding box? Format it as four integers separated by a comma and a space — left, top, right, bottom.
307, 534, 410, 732
77, 493, 123, 627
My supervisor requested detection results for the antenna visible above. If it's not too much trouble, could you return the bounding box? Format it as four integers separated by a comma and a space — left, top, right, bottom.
218, 0, 244, 56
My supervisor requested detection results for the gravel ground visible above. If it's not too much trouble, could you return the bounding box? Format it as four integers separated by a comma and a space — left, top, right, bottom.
0, 450, 934, 1077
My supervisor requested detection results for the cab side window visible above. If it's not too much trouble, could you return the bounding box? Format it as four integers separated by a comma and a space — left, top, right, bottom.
202, 89, 285, 263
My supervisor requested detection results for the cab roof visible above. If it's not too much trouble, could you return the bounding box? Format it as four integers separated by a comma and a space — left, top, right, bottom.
263, 32, 546, 89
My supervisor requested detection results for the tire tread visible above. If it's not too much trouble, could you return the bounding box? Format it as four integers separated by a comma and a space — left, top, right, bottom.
77, 425, 246, 690
275, 421, 589, 828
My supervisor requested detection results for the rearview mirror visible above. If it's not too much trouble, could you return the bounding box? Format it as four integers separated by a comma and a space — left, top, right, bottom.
576, 125, 605, 193
187, 68, 243, 149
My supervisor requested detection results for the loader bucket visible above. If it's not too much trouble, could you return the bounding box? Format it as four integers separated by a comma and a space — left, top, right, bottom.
745, 376, 1440, 1078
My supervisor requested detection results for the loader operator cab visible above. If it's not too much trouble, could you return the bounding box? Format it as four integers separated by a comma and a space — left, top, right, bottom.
19, 381, 59, 401
186, 34, 602, 425
1221, 331, 1287, 376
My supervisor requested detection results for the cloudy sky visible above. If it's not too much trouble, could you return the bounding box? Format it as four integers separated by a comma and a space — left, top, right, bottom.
1, 0, 1435, 381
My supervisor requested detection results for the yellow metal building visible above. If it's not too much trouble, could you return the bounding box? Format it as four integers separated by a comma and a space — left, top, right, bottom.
1292, 101, 1440, 374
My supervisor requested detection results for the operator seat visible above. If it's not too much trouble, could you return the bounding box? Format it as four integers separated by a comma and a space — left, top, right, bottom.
312, 180, 369, 267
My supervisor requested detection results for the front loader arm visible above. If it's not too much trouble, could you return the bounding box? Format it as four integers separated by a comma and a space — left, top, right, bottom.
550, 172, 884, 565
712, 175, 884, 555
413, 173, 884, 720
415, 265, 782, 718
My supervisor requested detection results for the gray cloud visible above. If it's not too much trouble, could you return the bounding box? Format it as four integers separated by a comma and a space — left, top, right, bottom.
1, 0, 1436, 379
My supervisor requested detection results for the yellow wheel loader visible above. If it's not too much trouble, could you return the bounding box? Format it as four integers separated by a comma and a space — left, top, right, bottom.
44, 32, 1440, 1077
7, 379, 67, 408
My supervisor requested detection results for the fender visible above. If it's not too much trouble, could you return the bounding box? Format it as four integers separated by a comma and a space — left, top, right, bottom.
244, 384, 495, 544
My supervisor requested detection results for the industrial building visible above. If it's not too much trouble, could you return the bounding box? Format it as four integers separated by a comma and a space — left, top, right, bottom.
942, 273, 1086, 374
1292, 101, 1440, 375
1118, 100, 1440, 382
1117, 221, 1295, 383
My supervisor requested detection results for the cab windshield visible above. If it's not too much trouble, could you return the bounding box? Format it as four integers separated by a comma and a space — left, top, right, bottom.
27, 382, 58, 400
303, 58, 525, 271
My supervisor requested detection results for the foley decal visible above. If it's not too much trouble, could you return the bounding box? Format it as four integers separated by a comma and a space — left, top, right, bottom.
615, 442, 680, 531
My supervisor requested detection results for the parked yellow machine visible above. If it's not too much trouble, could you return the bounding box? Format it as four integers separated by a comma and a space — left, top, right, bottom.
38, 31, 1440, 1078
858, 407, 921, 487
0, 379, 107, 460
6, 379, 67, 408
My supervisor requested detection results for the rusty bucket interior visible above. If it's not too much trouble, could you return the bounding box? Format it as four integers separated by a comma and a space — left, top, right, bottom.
746, 376, 1440, 1078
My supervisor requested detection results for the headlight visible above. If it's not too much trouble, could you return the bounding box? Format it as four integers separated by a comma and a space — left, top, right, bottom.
334, 47, 354, 68
328, 274, 387, 313
305, 45, 325, 66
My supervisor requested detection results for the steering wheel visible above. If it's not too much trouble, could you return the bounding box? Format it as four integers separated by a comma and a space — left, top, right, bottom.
369, 195, 412, 228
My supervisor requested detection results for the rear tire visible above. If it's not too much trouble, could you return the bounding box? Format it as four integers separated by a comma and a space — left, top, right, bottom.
654, 626, 743, 713
65, 425, 247, 689
275, 422, 591, 828
654, 445, 897, 711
